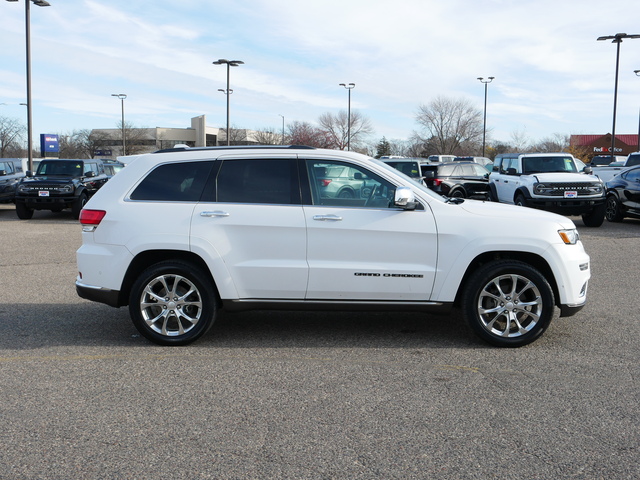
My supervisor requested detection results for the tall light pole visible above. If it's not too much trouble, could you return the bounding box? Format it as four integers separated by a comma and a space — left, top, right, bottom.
279, 114, 285, 145
339, 83, 355, 150
6, 0, 51, 172
477, 76, 494, 157
111, 94, 126, 155
213, 59, 243, 146
597, 33, 640, 160
635, 69, 640, 152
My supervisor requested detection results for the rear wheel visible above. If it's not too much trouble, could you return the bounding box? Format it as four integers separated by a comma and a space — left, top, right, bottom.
605, 195, 624, 222
129, 261, 217, 346
461, 260, 555, 347
16, 202, 34, 219
449, 188, 466, 199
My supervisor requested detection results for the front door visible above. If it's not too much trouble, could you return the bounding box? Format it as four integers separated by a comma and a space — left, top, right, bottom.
302, 157, 438, 301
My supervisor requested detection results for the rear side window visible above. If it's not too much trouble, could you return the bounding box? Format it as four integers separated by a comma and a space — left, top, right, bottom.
215, 159, 300, 205
130, 161, 213, 201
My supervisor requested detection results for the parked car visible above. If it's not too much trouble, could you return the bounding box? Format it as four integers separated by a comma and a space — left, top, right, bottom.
453, 156, 493, 168
381, 158, 425, 184
489, 152, 606, 227
604, 165, 640, 222
102, 160, 125, 177
427, 154, 456, 163
590, 152, 640, 183
588, 155, 625, 166
313, 163, 374, 200
15, 158, 109, 219
421, 162, 490, 199
0, 159, 26, 203
76, 145, 590, 348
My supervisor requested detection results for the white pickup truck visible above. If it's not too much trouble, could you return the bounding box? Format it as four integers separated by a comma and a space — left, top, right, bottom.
590, 152, 640, 183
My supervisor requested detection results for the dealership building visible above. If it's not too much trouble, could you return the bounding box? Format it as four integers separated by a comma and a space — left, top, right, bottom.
570, 133, 640, 159
90, 115, 260, 159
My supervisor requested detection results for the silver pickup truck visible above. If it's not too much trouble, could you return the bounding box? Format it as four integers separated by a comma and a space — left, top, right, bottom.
590, 152, 640, 183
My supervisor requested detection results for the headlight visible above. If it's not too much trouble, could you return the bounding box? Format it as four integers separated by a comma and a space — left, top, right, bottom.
17, 184, 30, 193
534, 183, 550, 194
558, 228, 580, 245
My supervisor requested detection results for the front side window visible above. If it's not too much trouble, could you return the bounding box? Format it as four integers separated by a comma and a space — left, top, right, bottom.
0, 162, 14, 175
305, 159, 396, 208
216, 158, 300, 205
130, 161, 213, 202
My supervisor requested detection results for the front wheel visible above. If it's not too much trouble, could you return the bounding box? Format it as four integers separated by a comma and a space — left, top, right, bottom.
514, 194, 528, 207
581, 201, 606, 227
72, 193, 88, 219
129, 261, 217, 346
605, 195, 624, 222
449, 188, 466, 199
461, 260, 555, 347
16, 202, 34, 219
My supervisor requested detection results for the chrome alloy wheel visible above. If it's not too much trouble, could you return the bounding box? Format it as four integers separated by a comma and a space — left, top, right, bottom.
476, 274, 543, 338
139, 274, 203, 337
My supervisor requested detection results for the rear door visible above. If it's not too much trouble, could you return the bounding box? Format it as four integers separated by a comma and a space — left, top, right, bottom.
191, 154, 308, 299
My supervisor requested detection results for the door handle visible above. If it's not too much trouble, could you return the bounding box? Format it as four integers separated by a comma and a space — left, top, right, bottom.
200, 211, 230, 217
313, 214, 343, 221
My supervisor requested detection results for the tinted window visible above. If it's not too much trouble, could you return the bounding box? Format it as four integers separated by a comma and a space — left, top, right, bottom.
216, 159, 299, 205
37, 160, 83, 176
131, 161, 213, 201
439, 164, 457, 176
306, 159, 396, 208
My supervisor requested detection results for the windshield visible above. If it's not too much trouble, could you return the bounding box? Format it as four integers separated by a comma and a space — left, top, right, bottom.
36, 160, 84, 176
522, 156, 578, 174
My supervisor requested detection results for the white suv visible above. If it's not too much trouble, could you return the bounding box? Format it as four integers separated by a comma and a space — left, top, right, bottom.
76, 146, 590, 347
489, 153, 606, 227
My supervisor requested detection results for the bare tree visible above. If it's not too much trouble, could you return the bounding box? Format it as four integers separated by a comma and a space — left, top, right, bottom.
253, 127, 283, 145
318, 110, 373, 150
0, 116, 25, 158
287, 121, 332, 148
509, 128, 531, 152
415, 96, 483, 155
531, 133, 569, 153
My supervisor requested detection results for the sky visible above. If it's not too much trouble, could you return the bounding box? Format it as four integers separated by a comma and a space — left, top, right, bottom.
2, 0, 640, 149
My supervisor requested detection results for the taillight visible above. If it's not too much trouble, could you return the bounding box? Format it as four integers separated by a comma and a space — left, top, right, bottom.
321, 179, 332, 187
79, 209, 106, 225
433, 179, 442, 186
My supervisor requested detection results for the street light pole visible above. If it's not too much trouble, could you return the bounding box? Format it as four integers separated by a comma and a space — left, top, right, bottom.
111, 94, 126, 155
213, 59, 243, 146
597, 33, 640, 159
339, 83, 355, 151
6, 0, 51, 172
279, 114, 285, 145
477, 76, 494, 157
635, 69, 640, 152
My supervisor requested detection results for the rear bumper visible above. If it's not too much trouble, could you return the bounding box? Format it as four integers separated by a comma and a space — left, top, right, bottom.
76, 280, 121, 308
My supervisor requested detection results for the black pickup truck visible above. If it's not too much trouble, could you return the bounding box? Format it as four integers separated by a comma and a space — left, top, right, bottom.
14, 159, 109, 219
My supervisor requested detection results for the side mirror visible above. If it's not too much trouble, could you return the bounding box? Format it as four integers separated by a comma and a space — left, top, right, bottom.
85, 171, 95, 178
583, 166, 593, 174
394, 186, 417, 210
506, 167, 517, 175
0, 170, 6, 177
26, 171, 33, 177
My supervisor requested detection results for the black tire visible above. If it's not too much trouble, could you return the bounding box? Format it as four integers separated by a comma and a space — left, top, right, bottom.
449, 188, 466, 199
581, 201, 606, 227
337, 189, 355, 199
72, 193, 88, 219
605, 195, 624, 222
461, 260, 555, 347
16, 202, 34, 219
129, 261, 217, 346
514, 194, 528, 207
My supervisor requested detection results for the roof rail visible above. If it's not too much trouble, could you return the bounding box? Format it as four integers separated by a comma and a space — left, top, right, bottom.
153, 145, 317, 154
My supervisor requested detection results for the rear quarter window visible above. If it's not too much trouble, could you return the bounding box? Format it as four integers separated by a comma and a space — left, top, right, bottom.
130, 161, 214, 202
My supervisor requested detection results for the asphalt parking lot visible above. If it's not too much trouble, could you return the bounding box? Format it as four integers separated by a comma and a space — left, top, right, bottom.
1, 203, 639, 480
